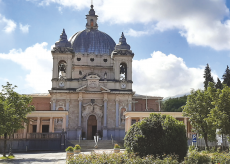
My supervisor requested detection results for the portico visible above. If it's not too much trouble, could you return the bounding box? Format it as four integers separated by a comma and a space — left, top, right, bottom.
124, 112, 192, 138
24, 111, 68, 138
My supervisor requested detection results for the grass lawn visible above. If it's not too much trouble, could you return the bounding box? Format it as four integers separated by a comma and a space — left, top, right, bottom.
0, 156, 15, 160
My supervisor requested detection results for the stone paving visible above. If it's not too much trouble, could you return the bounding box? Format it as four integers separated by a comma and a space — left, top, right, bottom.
0, 149, 125, 164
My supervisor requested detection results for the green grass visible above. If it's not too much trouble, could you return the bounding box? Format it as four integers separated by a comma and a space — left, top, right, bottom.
0, 156, 15, 160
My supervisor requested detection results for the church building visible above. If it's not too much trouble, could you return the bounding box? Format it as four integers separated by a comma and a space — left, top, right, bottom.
21, 5, 164, 141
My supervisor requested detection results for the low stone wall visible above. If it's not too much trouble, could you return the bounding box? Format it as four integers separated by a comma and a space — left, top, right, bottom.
0, 139, 63, 153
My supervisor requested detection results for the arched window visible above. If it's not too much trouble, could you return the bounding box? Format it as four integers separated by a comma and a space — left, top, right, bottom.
120, 63, 127, 80
90, 19, 94, 27
58, 60, 67, 78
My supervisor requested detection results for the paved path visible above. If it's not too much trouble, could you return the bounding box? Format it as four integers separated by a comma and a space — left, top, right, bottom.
0, 149, 125, 164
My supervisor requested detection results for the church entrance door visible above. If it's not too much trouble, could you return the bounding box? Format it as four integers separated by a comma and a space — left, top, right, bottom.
87, 115, 97, 140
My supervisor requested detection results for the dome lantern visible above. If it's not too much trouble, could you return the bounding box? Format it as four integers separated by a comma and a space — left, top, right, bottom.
86, 4, 98, 30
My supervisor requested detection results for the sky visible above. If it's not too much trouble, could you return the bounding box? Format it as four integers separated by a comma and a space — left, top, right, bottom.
0, 0, 230, 98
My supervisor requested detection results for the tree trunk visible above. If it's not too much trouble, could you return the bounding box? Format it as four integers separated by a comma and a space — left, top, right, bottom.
3, 133, 7, 157
204, 133, 209, 150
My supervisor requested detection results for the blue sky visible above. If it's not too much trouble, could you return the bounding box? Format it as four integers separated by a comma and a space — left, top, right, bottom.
0, 0, 230, 97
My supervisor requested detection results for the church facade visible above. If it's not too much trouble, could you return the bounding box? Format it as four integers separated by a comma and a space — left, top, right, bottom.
14, 5, 174, 142
43, 5, 162, 140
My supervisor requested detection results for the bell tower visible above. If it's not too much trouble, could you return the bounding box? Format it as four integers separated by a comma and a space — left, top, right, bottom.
51, 29, 74, 89
112, 32, 134, 87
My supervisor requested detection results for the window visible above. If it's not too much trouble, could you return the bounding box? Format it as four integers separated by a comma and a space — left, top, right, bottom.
90, 58, 94, 62
77, 58, 81, 61
103, 59, 107, 62
90, 19, 94, 27
120, 63, 127, 80
58, 60, 67, 78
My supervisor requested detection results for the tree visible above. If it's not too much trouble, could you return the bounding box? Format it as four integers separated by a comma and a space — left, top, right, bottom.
203, 64, 214, 90
182, 83, 216, 150
161, 95, 187, 112
222, 65, 230, 87
124, 113, 187, 161
208, 84, 230, 137
0, 82, 34, 156
215, 78, 223, 90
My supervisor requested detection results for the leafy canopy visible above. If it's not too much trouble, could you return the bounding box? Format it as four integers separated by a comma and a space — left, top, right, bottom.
0, 82, 34, 136
182, 83, 216, 149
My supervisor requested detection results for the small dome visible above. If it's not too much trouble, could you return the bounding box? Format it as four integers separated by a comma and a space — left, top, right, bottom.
69, 29, 116, 55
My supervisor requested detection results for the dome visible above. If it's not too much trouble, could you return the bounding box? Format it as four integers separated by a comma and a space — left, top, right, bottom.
69, 29, 116, 55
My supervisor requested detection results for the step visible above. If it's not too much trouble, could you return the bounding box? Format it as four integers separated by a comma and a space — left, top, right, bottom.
66, 140, 124, 149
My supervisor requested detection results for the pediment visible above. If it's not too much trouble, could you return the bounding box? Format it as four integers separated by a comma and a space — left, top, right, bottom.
76, 85, 110, 92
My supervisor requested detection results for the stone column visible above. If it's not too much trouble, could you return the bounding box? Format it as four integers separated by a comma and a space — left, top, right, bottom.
66, 99, 69, 129
23, 122, 27, 138
77, 98, 82, 138
127, 117, 132, 132
116, 100, 119, 127
52, 99, 56, 111
184, 117, 188, 137
115, 99, 120, 140
140, 117, 143, 121
49, 117, 53, 133
103, 99, 108, 140
67, 57, 72, 79
78, 100, 82, 127
53, 57, 58, 79
36, 117, 40, 133
62, 116, 66, 131
128, 100, 132, 111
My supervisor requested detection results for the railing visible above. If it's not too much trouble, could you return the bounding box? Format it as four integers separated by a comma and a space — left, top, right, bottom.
0, 133, 23, 139
27, 133, 62, 139
0, 133, 62, 140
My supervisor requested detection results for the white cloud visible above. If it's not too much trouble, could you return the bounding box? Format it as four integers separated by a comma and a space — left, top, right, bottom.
0, 14, 17, 33
19, 23, 30, 33
0, 42, 52, 93
126, 28, 150, 37
0, 43, 216, 97
29, 0, 230, 51
132, 51, 217, 97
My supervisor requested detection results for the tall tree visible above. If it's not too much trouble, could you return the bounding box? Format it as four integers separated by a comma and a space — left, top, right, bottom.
0, 82, 34, 156
215, 78, 223, 89
222, 65, 230, 87
203, 63, 214, 90
208, 84, 230, 137
182, 83, 216, 150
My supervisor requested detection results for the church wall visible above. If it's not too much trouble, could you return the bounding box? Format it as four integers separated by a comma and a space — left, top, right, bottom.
31, 97, 51, 111
134, 99, 160, 112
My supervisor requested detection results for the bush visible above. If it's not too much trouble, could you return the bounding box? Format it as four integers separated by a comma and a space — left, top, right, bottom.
67, 152, 179, 164
66, 146, 74, 152
184, 150, 210, 164
114, 144, 120, 148
211, 152, 230, 164
74, 144, 81, 150
124, 113, 187, 160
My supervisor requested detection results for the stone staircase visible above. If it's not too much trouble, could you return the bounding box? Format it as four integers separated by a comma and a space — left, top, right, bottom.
66, 140, 124, 151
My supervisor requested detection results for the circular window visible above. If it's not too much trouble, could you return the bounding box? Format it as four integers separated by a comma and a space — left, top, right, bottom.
103, 59, 107, 62
90, 58, 94, 62
77, 58, 81, 61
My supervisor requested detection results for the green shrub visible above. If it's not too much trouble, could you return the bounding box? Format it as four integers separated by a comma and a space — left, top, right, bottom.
124, 113, 187, 160
67, 152, 179, 164
114, 144, 120, 148
211, 152, 230, 164
184, 151, 210, 164
65, 146, 74, 152
74, 144, 81, 150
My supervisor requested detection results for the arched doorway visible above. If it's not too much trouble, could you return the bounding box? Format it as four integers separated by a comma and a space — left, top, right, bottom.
87, 115, 97, 140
